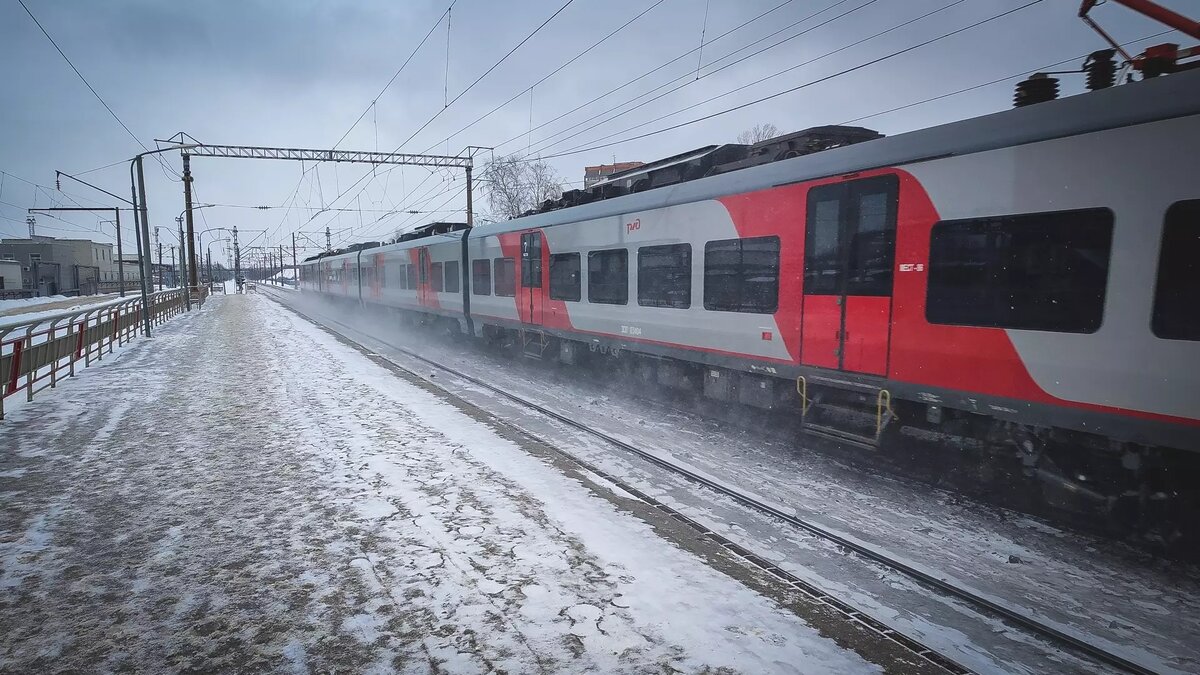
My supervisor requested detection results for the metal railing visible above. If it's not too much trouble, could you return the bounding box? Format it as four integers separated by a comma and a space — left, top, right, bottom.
0, 289, 188, 419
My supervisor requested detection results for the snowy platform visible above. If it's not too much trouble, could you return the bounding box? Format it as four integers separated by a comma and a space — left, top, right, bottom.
0, 295, 927, 673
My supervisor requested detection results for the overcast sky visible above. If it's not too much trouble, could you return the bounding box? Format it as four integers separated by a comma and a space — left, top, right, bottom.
0, 0, 1190, 261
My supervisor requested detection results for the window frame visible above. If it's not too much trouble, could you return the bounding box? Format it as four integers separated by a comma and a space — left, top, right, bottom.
444, 260, 460, 293
472, 259, 491, 296
637, 243, 692, 309
549, 252, 581, 302
1151, 199, 1200, 341
925, 207, 1114, 334
587, 248, 629, 305
494, 257, 516, 297
430, 261, 444, 292
702, 235, 781, 314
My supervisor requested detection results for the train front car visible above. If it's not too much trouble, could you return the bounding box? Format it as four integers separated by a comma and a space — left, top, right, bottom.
464, 68, 1200, 535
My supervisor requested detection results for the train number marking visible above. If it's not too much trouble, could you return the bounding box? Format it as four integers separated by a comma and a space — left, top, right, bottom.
620, 325, 643, 336
626, 218, 641, 234
898, 263, 926, 272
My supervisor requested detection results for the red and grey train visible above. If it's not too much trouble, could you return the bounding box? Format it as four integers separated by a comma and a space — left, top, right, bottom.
300, 68, 1200, 515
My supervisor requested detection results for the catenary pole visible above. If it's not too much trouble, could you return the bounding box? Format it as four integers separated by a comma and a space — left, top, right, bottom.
182, 154, 199, 294
133, 156, 153, 336
114, 210, 124, 296
177, 216, 190, 310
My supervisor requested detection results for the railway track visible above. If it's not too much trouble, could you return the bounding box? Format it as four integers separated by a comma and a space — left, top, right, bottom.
261, 287, 1160, 675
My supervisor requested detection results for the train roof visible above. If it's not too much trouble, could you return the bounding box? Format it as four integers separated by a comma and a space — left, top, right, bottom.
303, 229, 465, 265
470, 68, 1200, 239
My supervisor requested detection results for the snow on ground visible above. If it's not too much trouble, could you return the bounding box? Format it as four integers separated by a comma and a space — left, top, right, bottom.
263, 289, 1200, 675
0, 292, 122, 323
0, 294, 889, 673
0, 295, 74, 311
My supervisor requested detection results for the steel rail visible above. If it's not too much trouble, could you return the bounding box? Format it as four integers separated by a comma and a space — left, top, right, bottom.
262, 287, 1159, 675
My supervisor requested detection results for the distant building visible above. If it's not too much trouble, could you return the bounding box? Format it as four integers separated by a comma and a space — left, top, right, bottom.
0, 260, 21, 291
0, 235, 114, 296
584, 162, 644, 189
116, 254, 143, 282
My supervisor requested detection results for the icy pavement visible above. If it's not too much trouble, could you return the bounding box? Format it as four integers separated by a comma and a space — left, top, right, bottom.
0, 294, 914, 673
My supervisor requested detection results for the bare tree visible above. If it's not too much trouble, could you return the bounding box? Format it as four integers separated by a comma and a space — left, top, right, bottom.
481, 153, 565, 221
737, 122, 780, 145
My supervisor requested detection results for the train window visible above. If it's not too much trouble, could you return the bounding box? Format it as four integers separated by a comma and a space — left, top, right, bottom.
549, 253, 581, 301
472, 259, 491, 296
638, 244, 691, 309
431, 262, 444, 292
1152, 200, 1200, 341
494, 257, 516, 297
804, 175, 898, 296
445, 261, 460, 293
588, 249, 628, 305
703, 236, 780, 313
927, 208, 1113, 333
521, 232, 542, 288
804, 194, 842, 295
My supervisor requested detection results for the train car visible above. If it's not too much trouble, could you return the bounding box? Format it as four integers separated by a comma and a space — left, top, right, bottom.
301, 67, 1200, 520
300, 224, 470, 329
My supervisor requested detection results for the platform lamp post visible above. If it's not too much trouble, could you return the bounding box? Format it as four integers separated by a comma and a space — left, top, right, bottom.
197, 226, 230, 287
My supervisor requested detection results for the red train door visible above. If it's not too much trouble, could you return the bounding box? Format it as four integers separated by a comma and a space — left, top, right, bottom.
800, 175, 899, 376
520, 231, 544, 325
417, 247, 433, 307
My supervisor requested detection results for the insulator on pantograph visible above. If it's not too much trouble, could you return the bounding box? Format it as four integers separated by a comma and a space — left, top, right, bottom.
1084, 50, 1117, 91
1014, 73, 1059, 107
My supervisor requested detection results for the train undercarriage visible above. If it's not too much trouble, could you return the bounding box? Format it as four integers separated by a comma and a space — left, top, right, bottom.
322, 298, 1199, 556
477, 321, 1200, 555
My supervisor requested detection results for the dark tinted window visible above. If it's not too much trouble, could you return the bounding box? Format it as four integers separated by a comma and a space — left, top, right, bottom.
431, 262, 444, 292
804, 176, 897, 296
444, 260, 460, 293
550, 253, 581, 301
1152, 200, 1200, 341
638, 244, 691, 308
805, 193, 842, 295
704, 236, 780, 313
405, 263, 417, 289
847, 187, 896, 296
418, 250, 428, 283
927, 208, 1113, 333
522, 232, 542, 287
472, 259, 491, 296
494, 257, 516, 297
588, 249, 628, 305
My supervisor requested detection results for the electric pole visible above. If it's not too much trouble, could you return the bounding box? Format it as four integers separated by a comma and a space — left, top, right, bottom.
154, 227, 162, 291
170, 246, 176, 287
26, 215, 35, 238
177, 216, 190, 310
292, 232, 297, 285
325, 226, 331, 254
232, 225, 241, 290
182, 154, 199, 293
111, 217, 124, 297
279, 244, 285, 285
